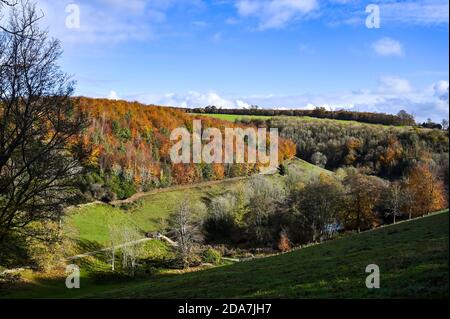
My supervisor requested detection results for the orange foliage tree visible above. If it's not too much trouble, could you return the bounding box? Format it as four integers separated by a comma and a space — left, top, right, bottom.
402, 163, 447, 218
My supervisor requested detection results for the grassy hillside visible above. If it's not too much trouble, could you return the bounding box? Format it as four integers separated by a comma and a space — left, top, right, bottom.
3, 210, 448, 299
196, 113, 403, 128
192, 113, 273, 122
66, 158, 330, 246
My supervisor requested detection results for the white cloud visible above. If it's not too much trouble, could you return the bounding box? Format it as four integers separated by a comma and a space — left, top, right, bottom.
433, 80, 449, 102
236, 0, 319, 30
36, 0, 202, 44
380, 0, 449, 26
107, 90, 120, 100
378, 76, 412, 94
139, 91, 251, 109
124, 78, 449, 122
327, 0, 449, 28
372, 37, 404, 57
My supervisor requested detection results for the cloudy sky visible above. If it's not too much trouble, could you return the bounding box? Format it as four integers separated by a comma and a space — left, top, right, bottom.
28, 0, 449, 122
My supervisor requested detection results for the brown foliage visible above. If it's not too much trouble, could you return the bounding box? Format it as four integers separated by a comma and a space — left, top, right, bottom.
402, 163, 447, 218
277, 231, 291, 252
75, 97, 296, 190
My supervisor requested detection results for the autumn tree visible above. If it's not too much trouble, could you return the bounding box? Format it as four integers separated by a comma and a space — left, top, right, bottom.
403, 163, 447, 218
280, 173, 344, 244
0, 2, 87, 241
341, 171, 387, 232
300, 174, 345, 241
277, 229, 291, 252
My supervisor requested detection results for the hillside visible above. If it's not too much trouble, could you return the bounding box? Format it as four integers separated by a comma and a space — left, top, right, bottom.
74, 97, 296, 201
3, 210, 448, 298
66, 158, 330, 246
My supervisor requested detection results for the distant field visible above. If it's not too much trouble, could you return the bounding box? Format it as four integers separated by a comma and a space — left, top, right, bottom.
190, 113, 272, 121
4, 210, 448, 298
193, 113, 418, 130
66, 158, 330, 246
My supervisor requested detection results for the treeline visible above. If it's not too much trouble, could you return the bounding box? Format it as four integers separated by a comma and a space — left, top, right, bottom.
188, 106, 417, 127
75, 98, 296, 201
240, 117, 449, 181
198, 161, 448, 250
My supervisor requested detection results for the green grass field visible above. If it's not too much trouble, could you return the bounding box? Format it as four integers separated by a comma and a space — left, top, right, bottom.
194, 113, 421, 131
3, 210, 448, 299
190, 113, 273, 122
66, 158, 329, 246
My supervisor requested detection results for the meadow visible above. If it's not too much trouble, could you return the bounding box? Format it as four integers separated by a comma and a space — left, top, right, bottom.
196, 113, 424, 131
3, 210, 448, 298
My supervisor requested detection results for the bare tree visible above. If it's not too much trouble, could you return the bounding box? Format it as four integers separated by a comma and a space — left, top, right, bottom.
402, 176, 415, 220
168, 198, 202, 268
120, 226, 144, 276
108, 224, 120, 272
1, 1, 31, 35
384, 182, 402, 224
0, 2, 87, 241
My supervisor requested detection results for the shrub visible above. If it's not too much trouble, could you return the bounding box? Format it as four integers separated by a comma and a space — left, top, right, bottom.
202, 248, 222, 265
25, 222, 73, 272
277, 231, 291, 252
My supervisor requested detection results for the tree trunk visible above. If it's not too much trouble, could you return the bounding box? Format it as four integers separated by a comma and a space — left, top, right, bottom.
111, 247, 115, 272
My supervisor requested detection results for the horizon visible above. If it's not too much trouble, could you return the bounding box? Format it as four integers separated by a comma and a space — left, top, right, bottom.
26, 0, 450, 122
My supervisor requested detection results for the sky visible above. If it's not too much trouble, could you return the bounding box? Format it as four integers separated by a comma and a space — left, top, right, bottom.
26, 0, 450, 122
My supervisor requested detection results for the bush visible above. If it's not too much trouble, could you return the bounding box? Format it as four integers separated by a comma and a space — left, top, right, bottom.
106, 175, 136, 200
0, 273, 21, 290
277, 231, 291, 252
25, 222, 72, 272
202, 248, 222, 265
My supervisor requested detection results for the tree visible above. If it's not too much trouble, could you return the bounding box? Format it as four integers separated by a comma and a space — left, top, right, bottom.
384, 181, 402, 224
441, 119, 449, 131
282, 173, 344, 244
311, 151, 327, 168
397, 110, 415, 126
301, 174, 344, 241
277, 229, 291, 252
0, 2, 87, 240
341, 171, 386, 232
168, 198, 202, 268
120, 226, 144, 276
108, 224, 121, 272
403, 163, 447, 218
245, 176, 284, 243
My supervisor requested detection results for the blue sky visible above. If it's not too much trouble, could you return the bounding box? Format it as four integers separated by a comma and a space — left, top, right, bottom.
33, 0, 449, 122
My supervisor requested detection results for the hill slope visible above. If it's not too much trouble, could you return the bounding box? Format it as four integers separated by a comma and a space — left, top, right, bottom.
74, 97, 296, 201
66, 158, 330, 246
4, 210, 448, 298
